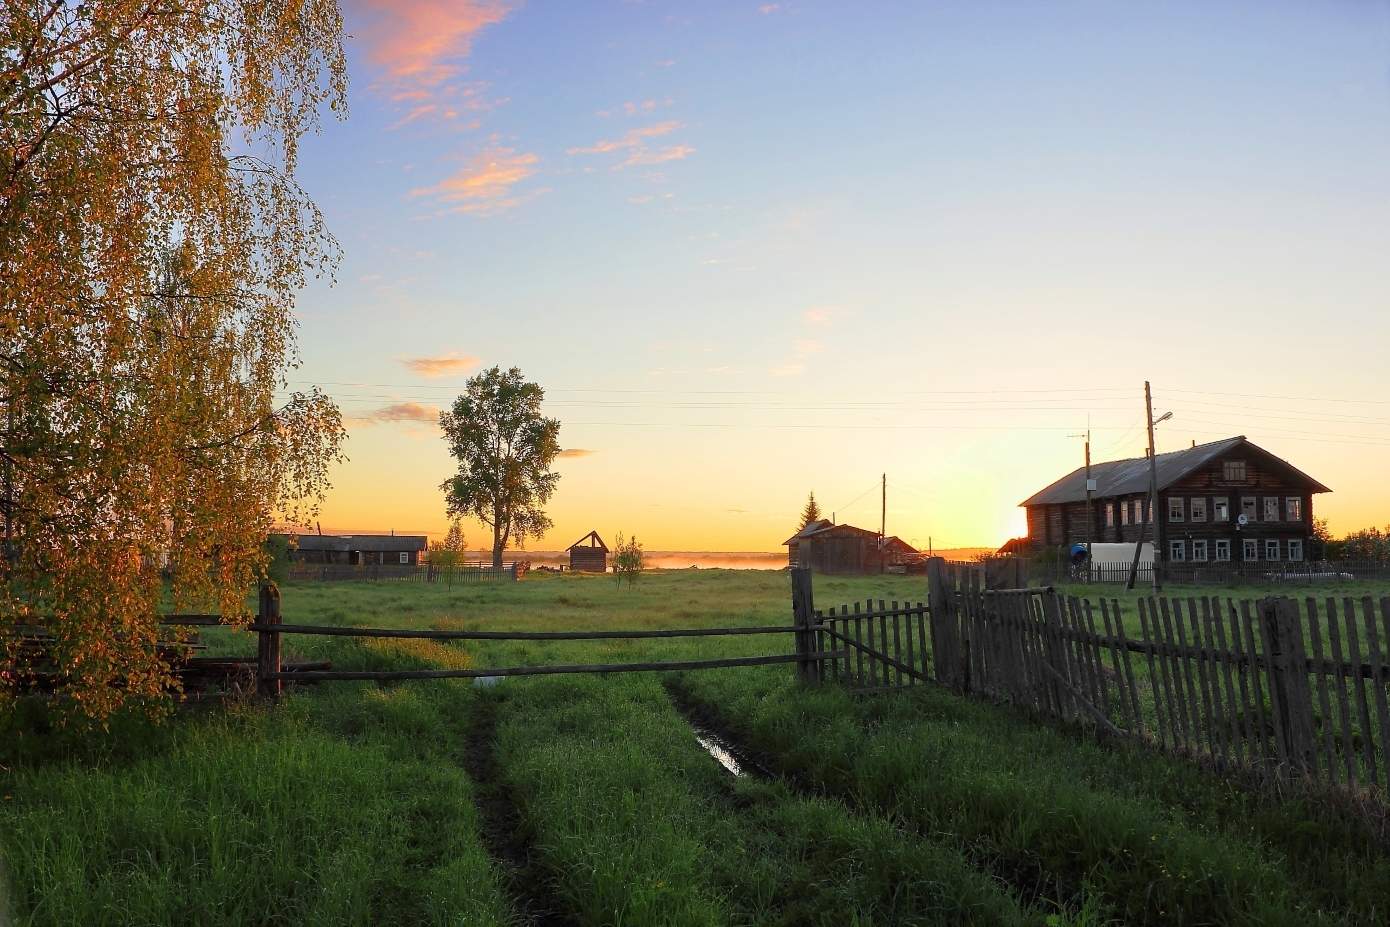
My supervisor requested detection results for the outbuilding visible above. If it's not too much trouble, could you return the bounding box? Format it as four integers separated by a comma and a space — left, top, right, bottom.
567, 531, 609, 572
279, 533, 427, 566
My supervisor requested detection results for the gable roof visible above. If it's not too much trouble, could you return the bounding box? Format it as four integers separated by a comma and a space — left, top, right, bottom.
567, 530, 608, 552
1020, 436, 1331, 507
782, 521, 885, 546
288, 533, 427, 552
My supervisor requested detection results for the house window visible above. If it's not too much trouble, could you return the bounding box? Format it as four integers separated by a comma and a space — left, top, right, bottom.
1215, 539, 1231, 562
399, 552, 409, 564
1190, 498, 1208, 523
1264, 497, 1280, 522
1192, 539, 1208, 562
1224, 461, 1247, 481
1134, 500, 1145, 525
1105, 503, 1114, 527
1241, 497, 1258, 522
1169, 540, 1186, 562
1168, 497, 1185, 522
1286, 497, 1303, 521
1265, 539, 1280, 561
1288, 539, 1304, 562
1214, 497, 1230, 522
1120, 502, 1129, 526
1243, 539, 1259, 561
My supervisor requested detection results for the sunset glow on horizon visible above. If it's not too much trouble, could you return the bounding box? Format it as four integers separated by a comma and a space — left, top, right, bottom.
290, 1, 1390, 551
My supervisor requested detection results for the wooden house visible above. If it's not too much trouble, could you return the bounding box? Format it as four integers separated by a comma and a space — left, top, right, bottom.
567, 531, 609, 572
1019, 436, 1330, 566
784, 520, 918, 574
281, 533, 427, 566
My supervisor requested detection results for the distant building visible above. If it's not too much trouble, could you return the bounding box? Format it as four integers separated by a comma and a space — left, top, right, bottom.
1019, 435, 1330, 566
278, 533, 427, 566
567, 531, 609, 572
784, 520, 918, 574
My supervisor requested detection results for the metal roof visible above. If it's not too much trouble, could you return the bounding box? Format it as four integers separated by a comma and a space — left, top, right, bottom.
287, 534, 427, 552
1019, 436, 1330, 507
782, 521, 885, 546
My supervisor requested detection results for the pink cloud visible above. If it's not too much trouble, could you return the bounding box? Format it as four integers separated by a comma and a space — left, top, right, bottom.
402, 353, 481, 377
618, 144, 695, 168
567, 121, 682, 156
410, 145, 540, 215
349, 402, 442, 426
349, 0, 513, 126
557, 448, 596, 459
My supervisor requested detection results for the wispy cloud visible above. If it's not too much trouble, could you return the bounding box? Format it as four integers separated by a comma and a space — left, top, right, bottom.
557, 448, 596, 458
618, 144, 695, 169
803, 306, 835, 326
769, 327, 825, 377
350, 0, 513, 119
597, 97, 675, 118
410, 144, 540, 215
568, 121, 682, 155
758, 3, 783, 13
402, 353, 480, 377
349, 402, 442, 426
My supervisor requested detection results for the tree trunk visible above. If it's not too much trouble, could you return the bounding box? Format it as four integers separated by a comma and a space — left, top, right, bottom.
492, 520, 503, 570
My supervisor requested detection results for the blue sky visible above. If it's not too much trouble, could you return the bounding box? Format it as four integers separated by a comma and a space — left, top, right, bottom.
284, 1, 1390, 549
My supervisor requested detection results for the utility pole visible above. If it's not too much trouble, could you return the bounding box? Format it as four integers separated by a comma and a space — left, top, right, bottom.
1125, 381, 1169, 592
1068, 426, 1094, 564
879, 472, 886, 574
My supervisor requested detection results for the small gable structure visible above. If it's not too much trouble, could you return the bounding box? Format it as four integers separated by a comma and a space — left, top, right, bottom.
567, 531, 609, 573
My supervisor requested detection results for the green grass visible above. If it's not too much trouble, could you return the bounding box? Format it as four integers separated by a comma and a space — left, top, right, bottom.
3, 569, 1389, 925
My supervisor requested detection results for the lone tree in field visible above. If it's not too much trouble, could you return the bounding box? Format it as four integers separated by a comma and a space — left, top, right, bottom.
1, 2, 347, 720
440, 367, 561, 569
800, 492, 823, 530
429, 520, 468, 568
612, 532, 645, 589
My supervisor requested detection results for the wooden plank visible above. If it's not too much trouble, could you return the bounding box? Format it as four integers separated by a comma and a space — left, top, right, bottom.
820, 627, 931, 684
1069, 598, 1104, 720
1107, 599, 1145, 737
1158, 598, 1195, 752
1039, 591, 1070, 720
276, 651, 847, 681
902, 601, 916, 688
1224, 601, 1255, 767
865, 599, 879, 688
1198, 597, 1230, 767
1138, 599, 1170, 748
1081, 599, 1115, 729
256, 584, 282, 699
1208, 599, 1244, 766
886, 599, 901, 688
1241, 600, 1275, 765
1277, 598, 1319, 776
1255, 599, 1291, 767
250, 623, 802, 641
1362, 597, 1390, 795
1324, 598, 1358, 784
854, 601, 866, 687
1180, 597, 1218, 759
916, 601, 930, 683
1341, 597, 1378, 787
1303, 597, 1339, 783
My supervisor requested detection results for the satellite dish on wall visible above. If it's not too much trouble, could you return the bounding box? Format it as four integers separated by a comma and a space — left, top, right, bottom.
1237, 514, 1249, 526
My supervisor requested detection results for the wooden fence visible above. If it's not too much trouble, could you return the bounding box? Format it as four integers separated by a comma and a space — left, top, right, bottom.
1023, 558, 1390, 587
919, 561, 1390, 795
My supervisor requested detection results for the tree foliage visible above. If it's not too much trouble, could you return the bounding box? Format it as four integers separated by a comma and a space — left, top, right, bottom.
429, 519, 468, 568
1339, 526, 1390, 563
612, 532, 644, 589
439, 367, 561, 569
1, 2, 347, 720
799, 491, 822, 530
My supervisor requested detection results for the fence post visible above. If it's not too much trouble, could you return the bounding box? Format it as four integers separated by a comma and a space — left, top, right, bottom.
257, 582, 283, 699
1259, 597, 1315, 775
791, 567, 820, 684
926, 557, 962, 689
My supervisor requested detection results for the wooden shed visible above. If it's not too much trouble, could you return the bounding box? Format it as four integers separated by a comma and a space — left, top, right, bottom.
567, 531, 609, 572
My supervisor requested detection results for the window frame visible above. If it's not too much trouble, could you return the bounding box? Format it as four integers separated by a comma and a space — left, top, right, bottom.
1243, 538, 1259, 561
1286, 496, 1303, 522
1192, 539, 1208, 562
1120, 501, 1129, 526
1169, 540, 1186, 562
1288, 539, 1304, 562
1214, 539, 1231, 562
1213, 497, 1229, 522
1241, 497, 1257, 522
1105, 503, 1114, 528
1167, 496, 1185, 523
1190, 498, 1208, 523
1223, 460, 1247, 482
399, 552, 410, 565
1263, 496, 1280, 522
1265, 538, 1280, 561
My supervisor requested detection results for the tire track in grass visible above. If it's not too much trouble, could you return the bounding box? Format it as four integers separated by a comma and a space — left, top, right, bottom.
461, 694, 581, 927
663, 678, 1047, 926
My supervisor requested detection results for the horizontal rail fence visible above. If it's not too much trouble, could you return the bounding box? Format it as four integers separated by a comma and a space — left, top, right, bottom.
286, 562, 524, 584
815, 599, 930, 689
923, 561, 1390, 797
251, 581, 844, 696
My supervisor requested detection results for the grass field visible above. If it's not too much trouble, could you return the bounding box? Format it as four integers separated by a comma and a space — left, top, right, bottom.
3, 570, 1389, 925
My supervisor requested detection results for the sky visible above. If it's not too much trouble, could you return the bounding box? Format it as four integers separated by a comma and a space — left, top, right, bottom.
284, 0, 1390, 552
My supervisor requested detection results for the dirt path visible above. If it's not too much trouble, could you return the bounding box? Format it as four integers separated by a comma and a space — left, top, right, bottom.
460, 696, 581, 927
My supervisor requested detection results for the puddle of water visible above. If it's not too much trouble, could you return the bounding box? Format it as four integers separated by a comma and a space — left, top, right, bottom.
692, 728, 744, 777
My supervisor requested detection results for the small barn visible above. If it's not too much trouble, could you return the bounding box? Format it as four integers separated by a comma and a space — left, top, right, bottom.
567, 531, 609, 572
784, 521, 918, 575
280, 533, 427, 566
